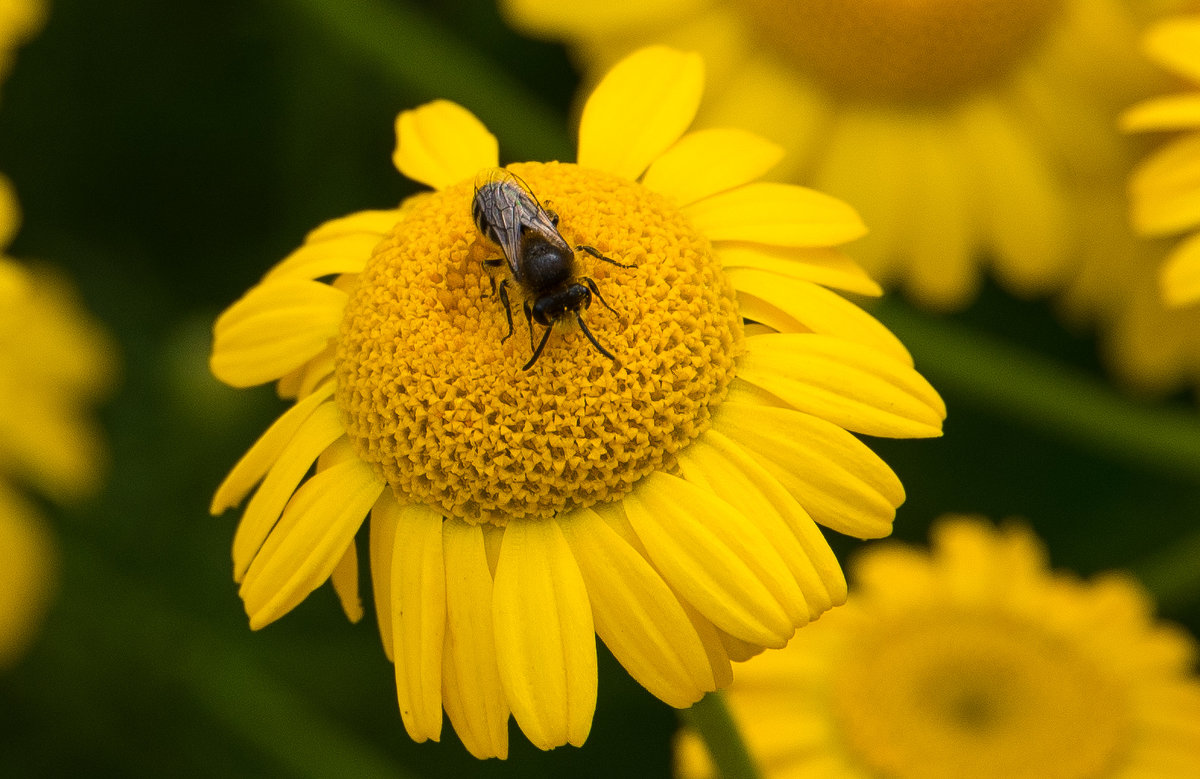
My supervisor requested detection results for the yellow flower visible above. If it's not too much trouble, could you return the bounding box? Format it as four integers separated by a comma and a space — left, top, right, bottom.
676, 517, 1200, 779
210, 47, 945, 758
0, 0, 42, 86
503, 0, 1176, 311
0, 177, 116, 667
1125, 15, 1200, 309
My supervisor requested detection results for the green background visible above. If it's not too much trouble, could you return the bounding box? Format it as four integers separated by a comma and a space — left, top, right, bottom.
1, 1, 1197, 776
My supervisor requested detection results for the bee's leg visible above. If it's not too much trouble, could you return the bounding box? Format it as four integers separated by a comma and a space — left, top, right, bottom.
523, 300, 537, 352
577, 244, 636, 268
574, 311, 616, 363
482, 258, 504, 297
523, 324, 555, 371
545, 206, 560, 227
582, 277, 619, 316
497, 279, 516, 343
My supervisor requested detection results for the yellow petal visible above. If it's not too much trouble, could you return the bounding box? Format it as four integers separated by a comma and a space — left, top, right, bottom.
369, 494, 399, 662
623, 471, 797, 648
738, 333, 946, 438
442, 518, 510, 760
330, 539, 363, 623
0, 486, 56, 669
263, 234, 381, 283
1143, 17, 1200, 82
956, 97, 1069, 295
591, 501, 733, 689
716, 628, 765, 663
715, 243, 882, 297
1122, 93, 1200, 133
393, 100, 499, 190
578, 46, 704, 181
211, 381, 335, 514
239, 455, 385, 629
231, 402, 345, 582
1131, 132, 1200, 236
390, 504, 446, 743
679, 429, 846, 617
1161, 231, 1200, 307
716, 400, 904, 539
493, 519, 597, 749
304, 209, 405, 244
642, 128, 782, 207
729, 267, 912, 365
559, 508, 714, 708
685, 182, 866, 247
503, 0, 702, 36
901, 116, 979, 310
210, 280, 346, 388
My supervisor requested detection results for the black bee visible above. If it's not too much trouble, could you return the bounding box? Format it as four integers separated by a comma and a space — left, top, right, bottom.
471, 168, 634, 370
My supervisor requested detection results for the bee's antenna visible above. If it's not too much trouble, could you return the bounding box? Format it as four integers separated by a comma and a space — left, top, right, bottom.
574, 312, 616, 362
522, 324, 555, 371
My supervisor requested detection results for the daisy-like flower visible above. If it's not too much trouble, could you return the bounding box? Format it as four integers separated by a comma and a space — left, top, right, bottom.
676, 517, 1200, 779
210, 47, 945, 758
502, 0, 1180, 311
1125, 15, 1200, 309
0, 179, 116, 667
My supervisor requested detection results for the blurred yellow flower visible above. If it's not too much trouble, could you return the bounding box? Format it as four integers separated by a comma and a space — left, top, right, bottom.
0, 0, 42, 85
503, 0, 1174, 311
209, 47, 944, 758
1124, 15, 1200, 308
0, 179, 117, 668
676, 517, 1200, 779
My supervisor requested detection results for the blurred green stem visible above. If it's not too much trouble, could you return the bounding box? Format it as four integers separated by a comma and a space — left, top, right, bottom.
281, 0, 573, 162
1129, 527, 1200, 612
680, 692, 761, 779
876, 299, 1200, 481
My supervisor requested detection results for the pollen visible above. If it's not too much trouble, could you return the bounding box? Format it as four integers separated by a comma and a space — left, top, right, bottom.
335, 161, 743, 523
737, 0, 1062, 101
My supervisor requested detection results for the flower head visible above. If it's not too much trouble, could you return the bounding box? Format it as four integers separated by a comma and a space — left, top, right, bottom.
503, 0, 1175, 312
1124, 14, 1200, 308
210, 47, 945, 758
676, 517, 1200, 779
0, 176, 116, 667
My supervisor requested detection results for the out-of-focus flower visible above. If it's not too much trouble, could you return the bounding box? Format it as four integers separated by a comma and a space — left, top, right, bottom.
1124, 15, 1200, 308
0, 0, 43, 87
209, 47, 944, 758
676, 517, 1200, 779
0, 178, 117, 668
503, 0, 1177, 311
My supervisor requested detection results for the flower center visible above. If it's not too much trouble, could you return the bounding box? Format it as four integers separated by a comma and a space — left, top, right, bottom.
335, 162, 742, 523
832, 612, 1128, 779
737, 0, 1063, 102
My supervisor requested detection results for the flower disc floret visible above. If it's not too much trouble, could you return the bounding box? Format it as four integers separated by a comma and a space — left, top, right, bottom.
737, 0, 1062, 101
336, 161, 742, 522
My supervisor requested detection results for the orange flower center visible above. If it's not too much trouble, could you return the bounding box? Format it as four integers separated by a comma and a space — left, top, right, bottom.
832, 611, 1128, 779
335, 162, 742, 523
738, 0, 1063, 101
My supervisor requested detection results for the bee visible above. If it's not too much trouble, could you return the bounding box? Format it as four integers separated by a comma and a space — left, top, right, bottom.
471, 168, 634, 371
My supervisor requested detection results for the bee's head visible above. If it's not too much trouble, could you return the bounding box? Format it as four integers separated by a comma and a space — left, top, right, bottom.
531, 283, 590, 326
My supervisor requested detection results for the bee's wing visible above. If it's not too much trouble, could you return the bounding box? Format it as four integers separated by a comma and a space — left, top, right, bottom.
474, 169, 530, 277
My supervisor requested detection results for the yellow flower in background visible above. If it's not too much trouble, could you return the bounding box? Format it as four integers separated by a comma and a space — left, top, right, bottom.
210, 47, 944, 758
676, 517, 1200, 779
0, 0, 42, 84
503, 0, 1175, 311
1125, 15, 1200, 308
0, 180, 116, 668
